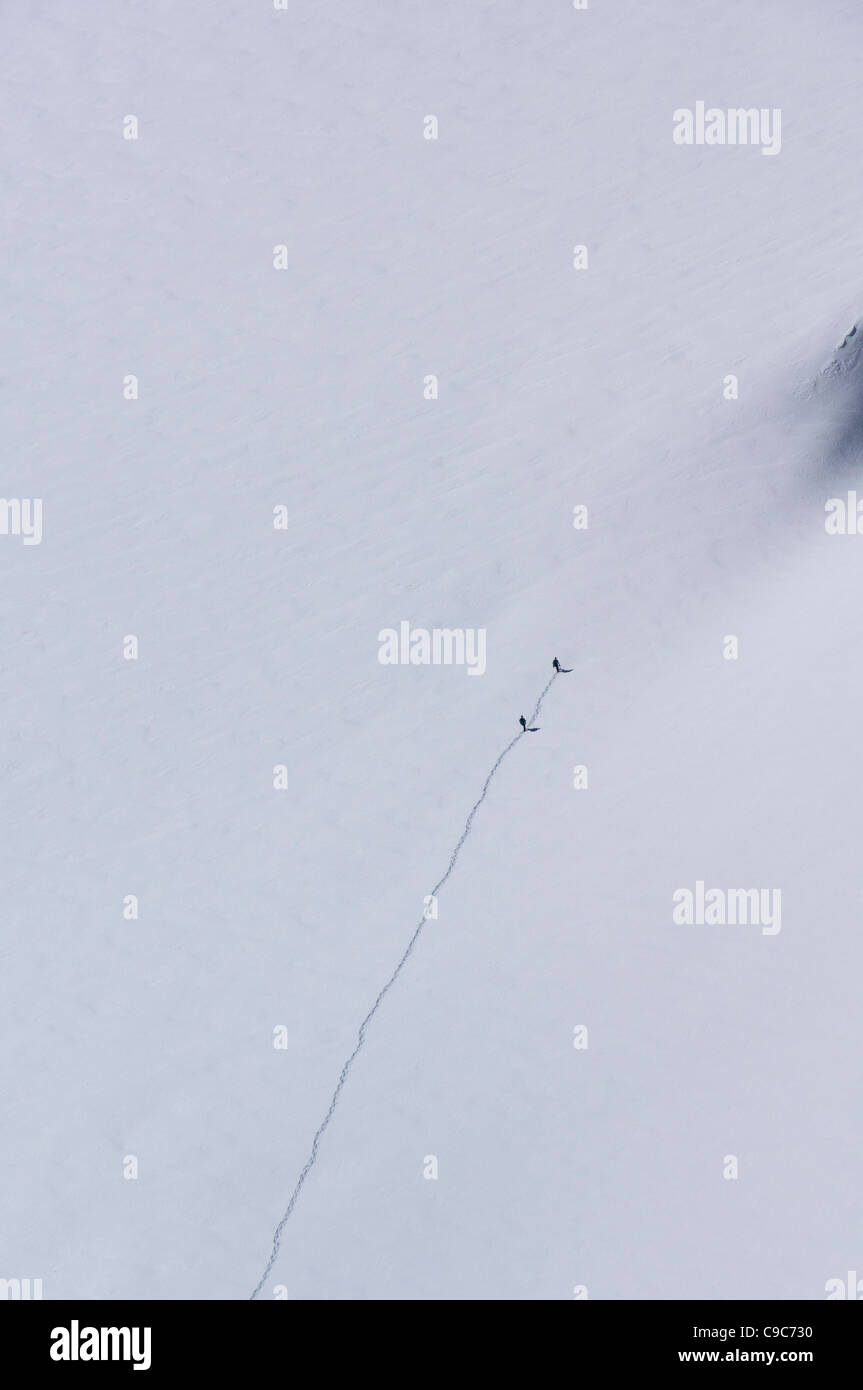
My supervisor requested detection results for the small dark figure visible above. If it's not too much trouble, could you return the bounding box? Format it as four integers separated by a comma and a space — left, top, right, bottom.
519, 715, 527, 731
519, 715, 539, 732
553, 657, 572, 673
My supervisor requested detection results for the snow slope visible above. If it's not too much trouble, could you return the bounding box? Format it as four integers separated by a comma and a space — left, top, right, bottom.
1, 0, 862, 1299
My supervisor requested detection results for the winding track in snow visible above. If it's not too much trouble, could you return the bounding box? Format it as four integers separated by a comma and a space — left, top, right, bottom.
250, 669, 560, 1298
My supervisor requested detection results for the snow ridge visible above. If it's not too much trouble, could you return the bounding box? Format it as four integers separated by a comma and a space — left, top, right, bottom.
249, 669, 561, 1299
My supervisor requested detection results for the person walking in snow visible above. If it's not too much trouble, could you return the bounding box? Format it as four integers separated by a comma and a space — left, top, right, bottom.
553, 657, 572, 673
519, 715, 527, 731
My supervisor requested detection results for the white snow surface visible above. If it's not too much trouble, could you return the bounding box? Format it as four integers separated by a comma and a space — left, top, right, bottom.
1, 0, 862, 1299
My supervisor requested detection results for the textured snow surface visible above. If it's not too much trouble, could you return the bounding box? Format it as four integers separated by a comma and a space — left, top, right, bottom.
1, 1, 861, 1299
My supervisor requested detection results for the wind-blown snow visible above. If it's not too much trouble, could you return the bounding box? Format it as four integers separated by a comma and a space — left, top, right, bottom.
1, 0, 861, 1300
